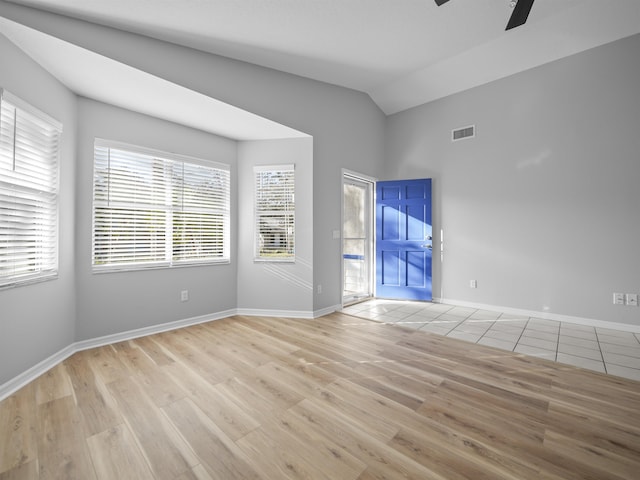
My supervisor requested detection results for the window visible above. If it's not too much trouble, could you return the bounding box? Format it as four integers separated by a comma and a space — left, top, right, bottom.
92, 140, 230, 271
0, 89, 62, 289
254, 164, 295, 261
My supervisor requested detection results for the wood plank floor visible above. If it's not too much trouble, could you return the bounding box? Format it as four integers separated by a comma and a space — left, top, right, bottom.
1, 312, 640, 479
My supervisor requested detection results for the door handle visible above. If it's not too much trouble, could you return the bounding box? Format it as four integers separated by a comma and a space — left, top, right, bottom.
421, 244, 433, 249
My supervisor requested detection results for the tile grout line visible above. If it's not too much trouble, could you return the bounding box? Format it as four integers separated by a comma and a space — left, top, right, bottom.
475, 314, 497, 346
513, 316, 532, 353
594, 329, 609, 375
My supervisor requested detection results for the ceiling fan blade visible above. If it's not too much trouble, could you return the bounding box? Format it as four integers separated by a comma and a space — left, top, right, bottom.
434, 0, 451, 6
506, 0, 535, 30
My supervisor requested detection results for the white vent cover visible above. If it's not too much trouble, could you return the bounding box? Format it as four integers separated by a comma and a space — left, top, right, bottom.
452, 125, 475, 142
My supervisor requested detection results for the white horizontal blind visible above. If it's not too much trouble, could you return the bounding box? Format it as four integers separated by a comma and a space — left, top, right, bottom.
0, 89, 62, 289
254, 164, 295, 261
173, 162, 230, 262
93, 140, 230, 271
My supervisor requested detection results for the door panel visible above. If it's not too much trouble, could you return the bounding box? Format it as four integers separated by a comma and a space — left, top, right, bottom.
342, 175, 374, 304
381, 250, 400, 286
376, 179, 432, 301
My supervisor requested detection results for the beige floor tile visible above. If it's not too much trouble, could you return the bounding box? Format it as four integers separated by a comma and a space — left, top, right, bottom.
393, 320, 428, 330
560, 322, 596, 332
525, 322, 560, 334
558, 335, 600, 350
483, 330, 521, 343
596, 327, 637, 337
605, 363, 640, 381
429, 315, 463, 326
419, 324, 454, 335
521, 330, 559, 342
518, 335, 558, 351
445, 306, 478, 318
597, 334, 640, 347
598, 343, 640, 358
529, 317, 561, 327
477, 336, 517, 351
557, 329, 597, 341
514, 344, 556, 361
601, 352, 640, 369
446, 331, 482, 343
556, 353, 606, 373
557, 343, 603, 361
468, 310, 502, 320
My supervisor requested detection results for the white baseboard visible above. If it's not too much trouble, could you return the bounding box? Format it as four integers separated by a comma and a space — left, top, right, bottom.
74, 309, 236, 352
314, 304, 341, 318
434, 297, 640, 333
0, 309, 234, 402
0, 344, 77, 404
235, 304, 341, 319
235, 308, 316, 319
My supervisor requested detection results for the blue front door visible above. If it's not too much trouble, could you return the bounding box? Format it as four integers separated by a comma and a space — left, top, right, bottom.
376, 179, 432, 301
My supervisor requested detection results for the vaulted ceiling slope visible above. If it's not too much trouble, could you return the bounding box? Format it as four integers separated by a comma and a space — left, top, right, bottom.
3, 0, 640, 117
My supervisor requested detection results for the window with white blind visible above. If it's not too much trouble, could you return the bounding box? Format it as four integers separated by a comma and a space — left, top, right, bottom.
0, 89, 62, 289
254, 164, 295, 262
92, 139, 230, 271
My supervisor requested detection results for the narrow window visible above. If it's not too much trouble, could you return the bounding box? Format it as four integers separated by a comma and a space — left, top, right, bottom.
0, 89, 62, 289
92, 140, 230, 271
254, 164, 295, 262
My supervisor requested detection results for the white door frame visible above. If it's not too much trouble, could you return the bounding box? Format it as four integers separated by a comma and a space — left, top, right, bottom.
341, 169, 376, 306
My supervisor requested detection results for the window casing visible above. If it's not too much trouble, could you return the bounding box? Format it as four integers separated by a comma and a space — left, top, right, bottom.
92, 140, 230, 272
254, 164, 295, 262
0, 89, 62, 289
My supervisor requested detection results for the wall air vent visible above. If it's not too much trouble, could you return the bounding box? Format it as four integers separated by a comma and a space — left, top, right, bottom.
452, 125, 475, 142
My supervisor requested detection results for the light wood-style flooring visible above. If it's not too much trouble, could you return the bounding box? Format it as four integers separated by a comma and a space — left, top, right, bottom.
1, 312, 640, 479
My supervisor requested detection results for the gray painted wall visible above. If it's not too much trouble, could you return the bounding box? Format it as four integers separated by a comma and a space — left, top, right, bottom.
385, 34, 640, 326
75, 98, 238, 341
0, 3, 387, 312
0, 33, 77, 385
237, 138, 314, 312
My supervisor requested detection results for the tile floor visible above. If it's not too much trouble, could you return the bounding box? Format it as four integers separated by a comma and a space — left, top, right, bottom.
341, 299, 640, 382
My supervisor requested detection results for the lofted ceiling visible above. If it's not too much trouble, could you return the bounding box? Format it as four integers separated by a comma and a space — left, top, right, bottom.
1, 0, 640, 135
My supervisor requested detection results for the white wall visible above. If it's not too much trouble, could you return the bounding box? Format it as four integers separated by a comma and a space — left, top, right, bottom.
0, 33, 77, 385
237, 137, 314, 313
75, 98, 238, 341
385, 34, 640, 327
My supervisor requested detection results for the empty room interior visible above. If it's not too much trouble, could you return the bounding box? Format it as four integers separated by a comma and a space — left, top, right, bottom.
1, 0, 640, 479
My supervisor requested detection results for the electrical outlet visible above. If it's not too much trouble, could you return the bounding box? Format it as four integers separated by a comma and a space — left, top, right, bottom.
317, 284, 322, 294
469, 280, 477, 288
626, 293, 638, 307
613, 293, 625, 305
181, 290, 189, 302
